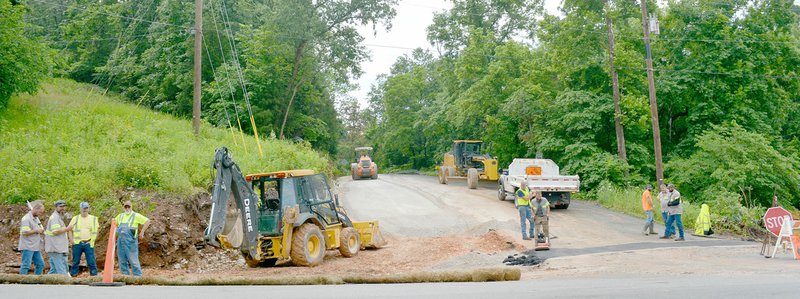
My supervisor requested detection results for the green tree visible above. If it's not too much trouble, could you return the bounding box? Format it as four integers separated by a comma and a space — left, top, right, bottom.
0, 0, 50, 108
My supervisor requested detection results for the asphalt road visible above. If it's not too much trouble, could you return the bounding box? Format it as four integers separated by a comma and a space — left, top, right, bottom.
338, 174, 752, 257
3, 273, 798, 298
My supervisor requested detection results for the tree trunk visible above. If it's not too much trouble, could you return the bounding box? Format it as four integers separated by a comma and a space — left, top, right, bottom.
605, 0, 627, 163
280, 40, 307, 139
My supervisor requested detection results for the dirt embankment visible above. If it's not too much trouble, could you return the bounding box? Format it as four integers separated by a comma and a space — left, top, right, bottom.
0, 191, 239, 274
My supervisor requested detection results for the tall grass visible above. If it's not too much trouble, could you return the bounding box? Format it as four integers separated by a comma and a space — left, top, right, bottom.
595, 182, 699, 230
0, 79, 332, 207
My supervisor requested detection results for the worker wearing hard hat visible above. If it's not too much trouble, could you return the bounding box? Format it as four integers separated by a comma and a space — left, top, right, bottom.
68, 201, 100, 276
18, 200, 45, 275
515, 181, 535, 240
115, 200, 151, 276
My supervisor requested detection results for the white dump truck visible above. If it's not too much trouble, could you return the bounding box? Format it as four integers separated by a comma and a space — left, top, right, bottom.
497, 158, 580, 209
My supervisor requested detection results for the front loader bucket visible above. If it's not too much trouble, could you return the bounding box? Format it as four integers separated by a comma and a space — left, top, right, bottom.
353, 220, 387, 249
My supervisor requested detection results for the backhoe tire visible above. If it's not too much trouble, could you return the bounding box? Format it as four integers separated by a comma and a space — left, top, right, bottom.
291, 223, 326, 267
371, 165, 378, 180
467, 168, 479, 189
338, 227, 361, 257
437, 167, 445, 184
351, 165, 358, 180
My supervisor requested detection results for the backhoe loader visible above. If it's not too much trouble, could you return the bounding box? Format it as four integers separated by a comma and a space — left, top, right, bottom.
204, 147, 386, 267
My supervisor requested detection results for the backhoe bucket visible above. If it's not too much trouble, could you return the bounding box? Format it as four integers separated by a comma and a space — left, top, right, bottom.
352, 220, 387, 249
218, 210, 243, 249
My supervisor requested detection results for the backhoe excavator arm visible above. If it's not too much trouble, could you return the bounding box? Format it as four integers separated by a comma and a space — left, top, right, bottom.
204, 147, 261, 260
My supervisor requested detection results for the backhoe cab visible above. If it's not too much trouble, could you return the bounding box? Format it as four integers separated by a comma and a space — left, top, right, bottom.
437, 140, 499, 189
204, 147, 386, 267
351, 146, 377, 180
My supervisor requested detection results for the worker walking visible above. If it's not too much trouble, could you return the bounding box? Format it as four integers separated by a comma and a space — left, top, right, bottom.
661, 184, 685, 241
641, 184, 656, 235
18, 200, 45, 275
115, 200, 151, 277
68, 202, 99, 277
45, 200, 73, 275
515, 182, 534, 240
532, 191, 550, 240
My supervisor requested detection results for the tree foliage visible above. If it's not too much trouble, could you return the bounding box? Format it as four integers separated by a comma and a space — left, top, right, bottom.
0, 0, 50, 109
365, 0, 800, 209
19, 0, 397, 157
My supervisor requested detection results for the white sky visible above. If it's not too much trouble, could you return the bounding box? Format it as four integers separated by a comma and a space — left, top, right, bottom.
350, 0, 562, 107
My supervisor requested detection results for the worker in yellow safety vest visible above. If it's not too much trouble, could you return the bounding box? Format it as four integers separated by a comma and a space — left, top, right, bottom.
68, 202, 100, 276
515, 181, 534, 240
694, 203, 713, 236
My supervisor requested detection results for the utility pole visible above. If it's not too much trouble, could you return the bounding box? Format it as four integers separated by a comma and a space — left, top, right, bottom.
639, 0, 664, 185
192, 0, 203, 137
605, 0, 627, 163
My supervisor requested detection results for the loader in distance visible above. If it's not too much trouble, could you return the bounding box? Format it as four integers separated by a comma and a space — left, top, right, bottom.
351, 146, 377, 180
204, 147, 386, 267
436, 140, 499, 189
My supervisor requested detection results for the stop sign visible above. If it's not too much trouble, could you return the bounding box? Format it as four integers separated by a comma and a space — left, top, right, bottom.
763, 207, 792, 236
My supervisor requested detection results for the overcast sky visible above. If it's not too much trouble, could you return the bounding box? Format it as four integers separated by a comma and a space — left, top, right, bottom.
349, 0, 562, 107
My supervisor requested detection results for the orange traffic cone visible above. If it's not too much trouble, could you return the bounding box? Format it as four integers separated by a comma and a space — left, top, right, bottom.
91, 219, 124, 286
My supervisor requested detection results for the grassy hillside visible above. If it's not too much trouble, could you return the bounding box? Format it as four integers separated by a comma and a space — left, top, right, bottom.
0, 79, 332, 209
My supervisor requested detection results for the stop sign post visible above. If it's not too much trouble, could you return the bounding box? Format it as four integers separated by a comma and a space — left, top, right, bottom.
764, 207, 792, 237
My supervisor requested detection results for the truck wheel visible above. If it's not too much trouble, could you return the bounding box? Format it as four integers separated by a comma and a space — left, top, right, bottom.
497, 179, 506, 201
560, 204, 569, 210
338, 227, 361, 257
291, 223, 326, 267
467, 168, 478, 189
371, 165, 378, 180
351, 165, 358, 180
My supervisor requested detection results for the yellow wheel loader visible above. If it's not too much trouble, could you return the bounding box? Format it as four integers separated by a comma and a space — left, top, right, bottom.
204, 147, 386, 267
436, 140, 499, 189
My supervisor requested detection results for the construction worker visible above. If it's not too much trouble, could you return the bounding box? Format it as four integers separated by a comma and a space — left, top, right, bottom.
641, 184, 656, 235
532, 191, 550, 240
115, 200, 151, 276
695, 203, 713, 236
18, 200, 45, 275
661, 184, 685, 241
45, 200, 73, 275
658, 183, 674, 238
515, 181, 534, 240
68, 202, 99, 276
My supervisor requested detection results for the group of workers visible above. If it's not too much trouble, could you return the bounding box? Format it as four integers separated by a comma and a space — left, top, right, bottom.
17, 199, 150, 277
641, 183, 713, 240
515, 181, 550, 241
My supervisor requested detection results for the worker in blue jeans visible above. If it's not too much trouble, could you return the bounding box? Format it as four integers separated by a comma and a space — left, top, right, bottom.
515, 182, 535, 240
115, 200, 151, 276
657, 184, 675, 238
68, 202, 100, 276
18, 200, 45, 275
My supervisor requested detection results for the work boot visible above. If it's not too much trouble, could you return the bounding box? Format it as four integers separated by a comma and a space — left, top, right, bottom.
674, 238, 685, 241
643, 224, 649, 236
659, 235, 670, 239
523, 236, 531, 240
648, 223, 657, 235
